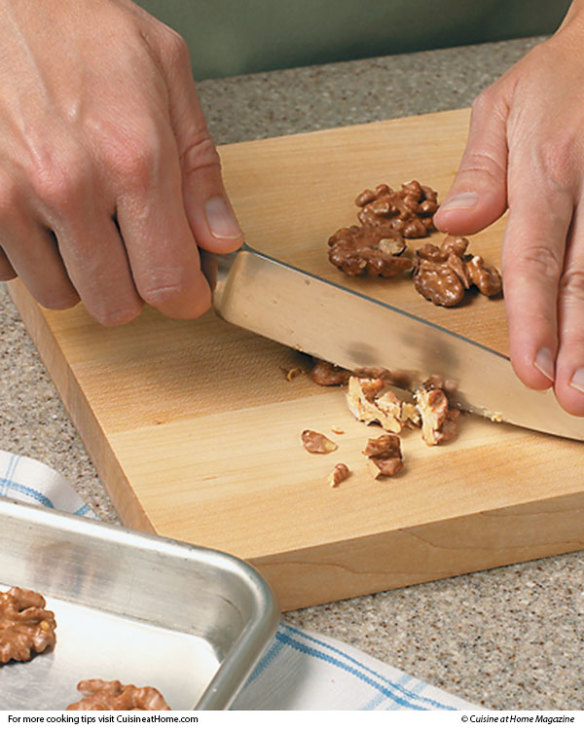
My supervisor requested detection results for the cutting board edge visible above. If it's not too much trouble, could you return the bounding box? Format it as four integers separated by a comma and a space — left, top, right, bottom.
7, 279, 155, 533
252, 488, 584, 610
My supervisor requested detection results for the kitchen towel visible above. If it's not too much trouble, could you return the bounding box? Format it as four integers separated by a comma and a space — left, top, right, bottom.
0, 448, 480, 712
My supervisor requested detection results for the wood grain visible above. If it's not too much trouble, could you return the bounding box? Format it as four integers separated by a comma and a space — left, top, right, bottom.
8, 108, 584, 610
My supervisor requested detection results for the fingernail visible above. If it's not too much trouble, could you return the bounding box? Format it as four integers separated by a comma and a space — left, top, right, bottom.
205, 197, 243, 239
439, 192, 479, 211
534, 347, 555, 381
570, 368, 584, 394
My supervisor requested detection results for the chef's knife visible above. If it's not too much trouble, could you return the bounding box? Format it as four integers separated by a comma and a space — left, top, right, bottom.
212, 244, 584, 441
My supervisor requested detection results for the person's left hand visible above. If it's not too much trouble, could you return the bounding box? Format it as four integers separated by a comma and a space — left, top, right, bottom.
433, 10, 584, 417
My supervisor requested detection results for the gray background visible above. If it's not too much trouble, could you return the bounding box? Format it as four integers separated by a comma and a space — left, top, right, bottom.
137, 0, 571, 79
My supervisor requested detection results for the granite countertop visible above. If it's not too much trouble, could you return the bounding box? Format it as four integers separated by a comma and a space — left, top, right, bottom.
2, 37, 583, 711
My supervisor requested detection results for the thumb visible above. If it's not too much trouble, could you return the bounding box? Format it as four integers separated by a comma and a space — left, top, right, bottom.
434, 91, 509, 236
166, 52, 244, 254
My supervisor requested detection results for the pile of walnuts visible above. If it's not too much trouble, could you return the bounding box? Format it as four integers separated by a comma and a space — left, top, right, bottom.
327, 181, 502, 307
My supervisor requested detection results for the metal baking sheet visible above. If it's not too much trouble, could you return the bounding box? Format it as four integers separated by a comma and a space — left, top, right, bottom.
0, 498, 280, 711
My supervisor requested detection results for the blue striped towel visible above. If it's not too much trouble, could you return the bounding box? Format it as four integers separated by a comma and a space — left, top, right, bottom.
0, 448, 480, 711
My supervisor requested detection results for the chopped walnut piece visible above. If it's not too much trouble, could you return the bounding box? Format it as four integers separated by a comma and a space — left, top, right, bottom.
310, 359, 351, 386
347, 376, 403, 433
401, 401, 422, 428
0, 587, 57, 664
67, 680, 170, 711
301, 429, 338, 454
328, 224, 411, 277
414, 383, 460, 445
346, 376, 418, 433
363, 434, 404, 477
328, 463, 351, 488
413, 235, 502, 307
355, 181, 438, 237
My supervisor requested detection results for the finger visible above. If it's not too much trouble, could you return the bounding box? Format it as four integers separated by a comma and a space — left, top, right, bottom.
501, 182, 572, 393
27, 157, 144, 325
0, 173, 77, 303
553, 206, 584, 416
0, 247, 16, 280
54, 214, 144, 326
434, 89, 509, 235
0, 216, 79, 310
163, 39, 244, 254
115, 122, 212, 320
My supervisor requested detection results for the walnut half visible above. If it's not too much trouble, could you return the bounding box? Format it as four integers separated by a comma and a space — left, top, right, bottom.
0, 587, 57, 664
328, 224, 411, 278
67, 679, 171, 711
413, 235, 502, 307
355, 181, 438, 238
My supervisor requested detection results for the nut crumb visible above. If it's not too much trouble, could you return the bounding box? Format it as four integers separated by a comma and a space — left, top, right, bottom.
330, 425, 345, 434
301, 429, 338, 454
281, 365, 306, 381
328, 463, 351, 487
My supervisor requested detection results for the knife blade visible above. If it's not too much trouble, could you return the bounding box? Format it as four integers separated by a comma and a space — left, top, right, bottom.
212, 244, 584, 442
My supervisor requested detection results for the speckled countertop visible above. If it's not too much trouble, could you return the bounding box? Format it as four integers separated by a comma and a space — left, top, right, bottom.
2, 37, 583, 711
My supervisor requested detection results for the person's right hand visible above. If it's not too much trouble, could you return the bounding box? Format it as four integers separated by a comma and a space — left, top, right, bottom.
0, 0, 243, 325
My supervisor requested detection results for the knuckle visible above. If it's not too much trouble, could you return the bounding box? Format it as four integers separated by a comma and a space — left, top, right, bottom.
92, 303, 143, 327
537, 138, 577, 191
181, 135, 221, 177
511, 243, 564, 283
159, 27, 191, 68
109, 129, 159, 184
37, 288, 80, 311
459, 148, 506, 187
559, 266, 584, 304
470, 86, 502, 121
140, 274, 210, 318
140, 280, 186, 309
29, 154, 88, 214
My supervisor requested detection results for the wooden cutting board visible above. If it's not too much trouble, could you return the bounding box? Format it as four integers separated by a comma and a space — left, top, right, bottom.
8, 108, 584, 611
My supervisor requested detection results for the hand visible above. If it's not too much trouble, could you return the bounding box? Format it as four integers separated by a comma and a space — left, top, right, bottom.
0, 0, 243, 325
433, 3, 584, 417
